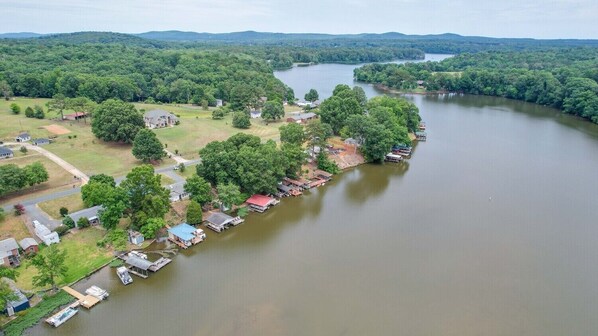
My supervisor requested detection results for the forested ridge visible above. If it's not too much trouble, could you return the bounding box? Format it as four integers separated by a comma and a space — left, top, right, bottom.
354, 48, 598, 123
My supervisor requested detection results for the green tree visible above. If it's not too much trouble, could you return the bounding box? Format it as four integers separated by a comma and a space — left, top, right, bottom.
217, 183, 241, 210
281, 143, 307, 178
120, 165, 169, 212
184, 175, 213, 206
46, 94, 66, 120
140, 217, 166, 239
29, 245, 68, 291
261, 100, 285, 121
0, 266, 18, 281
33, 105, 45, 119
65, 97, 96, 123
186, 200, 203, 225
232, 112, 251, 129
104, 229, 127, 251
20, 146, 27, 154
212, 108, 225, 120
23, 162, 49, 187
304, 89, 319, 102
132, 129, 165, 162
0, 164, 27, 196
91, 99, 144, 143
24, 106, 34, 118
279, 122, 306, 145
59, 207, 68, 217
316, 152, 341, 174
77, 217, 90, 228
10, 103, 20, 114
305, 120, 333, 152
62, 216, 75, 228
88, 174, 116, 187
0, 281, 18, 311
0, 208, 5, 222
0, 80, 13, 100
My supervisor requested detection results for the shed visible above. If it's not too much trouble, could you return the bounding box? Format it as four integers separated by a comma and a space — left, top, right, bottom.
4, 290, 29, 316
216, 99, 223, 107
63, 112, 88, 121
15, 132, 30, 142
205, 212, 235, 233
0, 147, 13, 159
33, 220, 60, 245
18, 238, 39, 255
0, 238, 20, 267
128, 231, 145, 245
286, 112, 317, 124
32, 138, 50, 146
250, 110, 262, 119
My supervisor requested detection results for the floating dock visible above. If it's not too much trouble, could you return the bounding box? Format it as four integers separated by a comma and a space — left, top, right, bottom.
62, 286, 101, 309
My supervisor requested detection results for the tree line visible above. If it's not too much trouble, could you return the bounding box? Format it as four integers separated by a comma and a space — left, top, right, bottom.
0, 162, 49, 197
354, 48, 598, 124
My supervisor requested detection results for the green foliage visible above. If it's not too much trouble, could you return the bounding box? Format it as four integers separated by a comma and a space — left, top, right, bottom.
186, 200, 203, 225
120, 165, 170, 230
0, 280, 18, 311
0, 162, 49, 196
0, 266, 19, 281
77, 217, 90, 228
237, 206, 249, 218
232, 112, 251, 129
178, 163, 186, 172
0, 80, 13, 100
132, 129, 166, 162
279, 122, 306, 145
261, 100, 285, 121
216, 183, 241, 210
282, 143, 307, 178
24, 106, 34, 118
319, 85, 365, 134
10, 103, 20, 114
304, 89, 319, 102
89, 174, 116, 187
33, 105, 45, 119
19, 146, 27, 154
109, 259, 124, 268
54, 225, 70, 236
91, 99, 144, 143
62, 216, 75, 228
140, 217, 166, 239
29, 245, 68, 290
100, 229, 127, 251
212, 108, 225, 120
305, 120, 333, 151
3, 291, 73, 336
46, 94, 67, 119
59, 207, 68, 217
0, 208, 5, 222
81, 181, 128, 230
316, 152, 341, 174
184, 175, 213, 205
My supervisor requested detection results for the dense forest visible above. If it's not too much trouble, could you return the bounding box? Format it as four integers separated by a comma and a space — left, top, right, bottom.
354, 48, 598, 123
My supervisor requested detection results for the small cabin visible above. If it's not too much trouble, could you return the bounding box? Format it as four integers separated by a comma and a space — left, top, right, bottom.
245, 194, 278, 213
15, 132, 30, 143
32, 138, 50, 146
168, 223, 206, 248
128, 231, 145, 245
415, 131, 427, 141
18, 238, 39, 255
0, 147, 13, 159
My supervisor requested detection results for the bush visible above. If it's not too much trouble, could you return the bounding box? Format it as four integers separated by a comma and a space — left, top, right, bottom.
232, 112, 251, 129
10, 103, 20, 114
212, 108, 225, 120
178, 163, 186, 172
316, 152, 341, 174
13, 204, 25, 216
77, 217, 90, 228
62, 216, 75, 228
54, 225, 70, 236
0, 208, 5, 222
59, 207, 68, 217
237, 206, 249, 218
20, 146, 27, 154
24, 106, 34, 118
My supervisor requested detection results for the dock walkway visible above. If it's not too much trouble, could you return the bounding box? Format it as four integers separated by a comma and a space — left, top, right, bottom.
62, 286, 100, 309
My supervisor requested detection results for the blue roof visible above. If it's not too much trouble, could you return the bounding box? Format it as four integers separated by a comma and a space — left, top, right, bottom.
168, 223, 197, 241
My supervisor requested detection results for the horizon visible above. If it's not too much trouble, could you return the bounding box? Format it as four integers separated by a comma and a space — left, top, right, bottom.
1, 0, 597, 39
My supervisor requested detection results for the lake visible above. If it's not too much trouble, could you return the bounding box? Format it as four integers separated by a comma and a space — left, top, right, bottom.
28, 57, 598, 336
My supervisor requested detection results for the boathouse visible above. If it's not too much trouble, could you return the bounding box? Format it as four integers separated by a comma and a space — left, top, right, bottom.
205, 212, 243, 232
415, 131, 427, 141
125, 255, 153, 278
246, 194, 278, 212
168, 223, 206, 248
314, 169, 333, 181
283, 177, 310, 190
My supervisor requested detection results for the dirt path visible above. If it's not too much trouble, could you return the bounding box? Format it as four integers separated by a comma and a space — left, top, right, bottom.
164, 149, 189, 164
5, 142, 89, 184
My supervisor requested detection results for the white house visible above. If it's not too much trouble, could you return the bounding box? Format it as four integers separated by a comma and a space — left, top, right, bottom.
33, 220, 60, 246
15, 132, 30, 142
0, 147, 13, 159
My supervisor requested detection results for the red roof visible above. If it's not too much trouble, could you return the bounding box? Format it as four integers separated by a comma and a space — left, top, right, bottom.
64, 112, 88, 117
246, 194, 275, 207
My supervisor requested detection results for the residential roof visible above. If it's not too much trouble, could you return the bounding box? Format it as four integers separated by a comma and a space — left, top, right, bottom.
246, 194, 275, 207
277, 184, 292, 193
69, 205, 103, 224
18, 238, 38, 250
33, 138, 49, 143
168, 223, 197, 241
17, 132, 29, 138
206, 212, 234, 227
64, 112, 88, 118
289, 112, 316, 121
125, 255, 153, 270
284, 177, 308, 186
0, 147, 13, 155
415, 131, 427, 136
144, 109, 178, 120
0, 238, 19, 253
314, 169, 333, 178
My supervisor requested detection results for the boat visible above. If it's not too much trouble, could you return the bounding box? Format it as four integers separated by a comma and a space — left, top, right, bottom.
128, 251, 148, 259
46, 305, 79, 327
116, 266, 133, 285
85, 285, 109, 300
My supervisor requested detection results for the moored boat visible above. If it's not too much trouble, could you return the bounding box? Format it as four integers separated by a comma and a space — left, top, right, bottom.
85, 285, 109, 300
46, 305, 79, 327
116, 266, 133, 285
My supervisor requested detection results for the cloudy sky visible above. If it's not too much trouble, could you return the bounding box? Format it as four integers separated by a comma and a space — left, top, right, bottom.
1, 0, 596, 39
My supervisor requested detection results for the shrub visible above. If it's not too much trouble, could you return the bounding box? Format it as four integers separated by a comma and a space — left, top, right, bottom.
19, 146, 27, 154
24, 106, 34, 118
13, 204, 25, 216
77, 217, 90, 228
10, 103, 20, 114
54, 225, 70, 236
232, 112, 251, 129
237, 206, 249, 218
59, 207, 68, 217
62, 216, 75, 228
178, 163, 186, 172
0, 208, 5, 222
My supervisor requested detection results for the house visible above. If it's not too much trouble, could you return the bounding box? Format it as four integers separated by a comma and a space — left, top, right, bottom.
205, 212, 243, 233
250, 110, 262, 119
144, 109, 179, 129
286, 112, 317, 124
18, 238, 39, 255
63, 112, 88, 121
167, 223, 206, 248
33, 220, 60, 246
32, 138, 50, 146
245, 194, 278, 213
0, 238, 20, 267
69, 206, 102, 227
15, 132, 30, 142
314, 169, 333, 181
3, 284, 29, 316
215, 99, 223, 107
0, 147, 13, 159
296, 100, 321, 108
128, 231, 145, 245
169, 182, 189, 202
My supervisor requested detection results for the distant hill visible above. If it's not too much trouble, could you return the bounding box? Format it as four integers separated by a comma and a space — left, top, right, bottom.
0, 32, 45, 39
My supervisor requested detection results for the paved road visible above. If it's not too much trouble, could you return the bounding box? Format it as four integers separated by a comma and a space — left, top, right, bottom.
4, 142, 90, 184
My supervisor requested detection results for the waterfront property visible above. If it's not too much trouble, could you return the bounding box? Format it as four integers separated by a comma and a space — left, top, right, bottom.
245, 194, 279, 212
0, 238, 20, 267
205, 212, 244, 233
385, 153, 404, 163
0, 146, 14, 159
168, 223, 206, 248
128, 230, 145, 245
283, 177, 310, 190
15, 132, 31, 142
33, 220, 60, 245
18, 237, 39, 255
415, 131, 427, 141
144, 109, 179, 129
3, 287, 30, 316
123, 254, 153, 278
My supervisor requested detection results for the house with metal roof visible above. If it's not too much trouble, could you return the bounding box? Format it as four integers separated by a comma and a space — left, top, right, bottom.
144, 109, 179, 129
33, 220, 60, 246
0, 238, 20, 267
18, 238, 39, 255
169, 182, 189, 202
32, 138, 50, 146
0, 147, 13, 159
69, 206, 102, 227
245, 194, 279, 213
167, 223, 206, 248
286, 112, 317, 124
15, 132, 31, 142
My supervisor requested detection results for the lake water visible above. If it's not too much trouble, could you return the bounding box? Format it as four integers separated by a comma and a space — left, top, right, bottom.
27, 57, 598, 336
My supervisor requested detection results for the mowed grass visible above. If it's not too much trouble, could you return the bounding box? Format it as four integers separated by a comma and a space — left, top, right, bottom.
0, 154, 79, 206
0, 98, 175, 177
16, 228, 113, 291
135, 102, 302, 158
38, 193, 85, 219
0, 213, 31, 242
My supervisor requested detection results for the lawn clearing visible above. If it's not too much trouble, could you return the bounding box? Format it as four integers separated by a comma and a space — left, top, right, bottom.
175, 164, 197, 179
159, 173, 175, 186
38, 193, 85, 219
16, 227, 113, 291
0, 153, 80, 206
0, 213, 31, 242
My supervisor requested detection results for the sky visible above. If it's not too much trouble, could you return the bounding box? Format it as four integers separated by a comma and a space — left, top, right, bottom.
1, 0, 597, 39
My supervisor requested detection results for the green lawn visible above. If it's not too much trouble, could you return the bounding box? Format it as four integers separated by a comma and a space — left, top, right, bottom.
16, 228, 113, 291
38, 193, 85, 219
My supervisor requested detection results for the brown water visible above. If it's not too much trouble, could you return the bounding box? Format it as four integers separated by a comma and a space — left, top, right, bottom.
27, 81, 598, 336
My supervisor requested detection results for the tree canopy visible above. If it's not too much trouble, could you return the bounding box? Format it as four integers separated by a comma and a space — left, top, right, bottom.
29, 245, 68, 290
261, 100, 285, 121
132, 129, 166, 162
92, 99, 144, 143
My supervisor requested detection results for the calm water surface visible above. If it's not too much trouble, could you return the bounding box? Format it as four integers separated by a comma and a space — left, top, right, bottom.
28, 60, 598, 336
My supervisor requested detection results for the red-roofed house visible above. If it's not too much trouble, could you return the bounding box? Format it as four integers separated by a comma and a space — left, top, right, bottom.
63, 112, 88, 121
246, 194, 279, 213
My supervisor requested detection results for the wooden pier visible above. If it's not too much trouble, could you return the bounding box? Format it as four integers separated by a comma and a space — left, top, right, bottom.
62, 286, 100, 309
148, 257, 171, 272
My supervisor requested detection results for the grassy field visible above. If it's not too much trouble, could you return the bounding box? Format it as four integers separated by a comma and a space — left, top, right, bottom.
159, 173, 175, 186
174, 164, 198, 179
135, 102, 302, 158
0, 154, 80, 206
0, 98, 175, 178
0, 213, 31, 242
38, 193, 85, 219
16, 228, 113, 291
